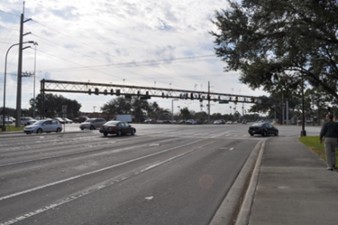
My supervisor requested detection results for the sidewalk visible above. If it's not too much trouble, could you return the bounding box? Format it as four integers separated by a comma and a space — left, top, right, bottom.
242, 136, 338, 225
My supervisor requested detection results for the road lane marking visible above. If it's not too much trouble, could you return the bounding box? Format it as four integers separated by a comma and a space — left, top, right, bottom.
0, 140, 215, 225
0, 136, 176, 167
0, 139, 206, 202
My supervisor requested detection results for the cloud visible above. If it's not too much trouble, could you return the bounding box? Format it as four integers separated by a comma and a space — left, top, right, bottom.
0, 0, 267, 114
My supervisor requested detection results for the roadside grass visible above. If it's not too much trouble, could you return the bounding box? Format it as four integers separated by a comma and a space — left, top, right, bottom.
2, 125, 23, 132
299, 135, 338, 162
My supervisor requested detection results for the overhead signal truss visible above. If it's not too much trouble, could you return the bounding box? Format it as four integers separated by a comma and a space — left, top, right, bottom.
40, 79, 260, 104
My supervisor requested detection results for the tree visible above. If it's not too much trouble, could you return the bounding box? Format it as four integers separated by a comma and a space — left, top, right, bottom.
195, 111, 208, 123
131, 98, 150, 122
101, 97, 132, 118
180, 107, 192, 120
249, 96, 274, 114
211, 0, 338, 100
148, 102, 160, 119
33, 94, 81, 118
101, 97, 170, 122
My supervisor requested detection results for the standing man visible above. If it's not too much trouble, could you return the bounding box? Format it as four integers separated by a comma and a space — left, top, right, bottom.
320, 113, 338, 171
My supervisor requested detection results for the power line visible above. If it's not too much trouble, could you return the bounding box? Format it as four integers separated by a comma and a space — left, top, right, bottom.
42, 54, 218, 72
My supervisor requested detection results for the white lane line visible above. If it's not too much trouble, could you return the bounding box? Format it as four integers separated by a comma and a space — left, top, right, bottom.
0, 141, 143, 167
0, 140, 215, 225
0, 139, 203, 202
0, 136, 173, 167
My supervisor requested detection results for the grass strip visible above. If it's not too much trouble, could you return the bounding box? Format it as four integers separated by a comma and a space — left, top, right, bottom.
299, 136, 338, 162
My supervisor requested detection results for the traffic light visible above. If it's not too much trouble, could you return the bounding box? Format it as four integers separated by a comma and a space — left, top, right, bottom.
104, 89, 108, 95
140, 91, 150, 100
94, 88, 99, 95
140, 95, 151, 100
88, 89, 91, 95
116, 89, 120, 96
219, 100, 229, 104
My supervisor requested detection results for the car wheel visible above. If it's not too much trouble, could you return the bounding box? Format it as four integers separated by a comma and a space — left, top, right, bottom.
37, 128, 43, 134
103, 132, 108, 137
249, 133, 253, 136
262, 131, 267, 137
117, 130, 122, 136
130, 129, 135, 135
90, 125, 95, 130
56, 128, 61, 133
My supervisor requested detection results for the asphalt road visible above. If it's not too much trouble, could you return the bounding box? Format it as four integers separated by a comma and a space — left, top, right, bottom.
0, 123, 320, 225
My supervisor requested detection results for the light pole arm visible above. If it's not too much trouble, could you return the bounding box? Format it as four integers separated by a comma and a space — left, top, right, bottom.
2, 41, 35, 131
2, 43, 20, 130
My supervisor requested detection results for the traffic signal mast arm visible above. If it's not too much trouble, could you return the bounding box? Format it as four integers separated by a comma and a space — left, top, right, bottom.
41, 79, 259, 104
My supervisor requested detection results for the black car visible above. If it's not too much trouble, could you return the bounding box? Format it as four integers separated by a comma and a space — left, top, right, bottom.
248, 122, 278, 137
99, 120, 136, 137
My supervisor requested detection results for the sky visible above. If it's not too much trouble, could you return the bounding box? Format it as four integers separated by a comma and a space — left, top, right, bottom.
0, 0, 267, 117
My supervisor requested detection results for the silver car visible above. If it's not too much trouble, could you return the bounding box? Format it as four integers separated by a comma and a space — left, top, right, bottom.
24, 119, 62, 134
79, 118, 106, 130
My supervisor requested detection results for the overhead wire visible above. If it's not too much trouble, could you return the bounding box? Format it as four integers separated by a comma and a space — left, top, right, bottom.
29, 19, 220, 84
2, 6, 221, 86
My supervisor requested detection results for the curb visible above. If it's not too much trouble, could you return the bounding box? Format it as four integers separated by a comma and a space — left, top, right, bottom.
209, 139, 266, 225
235, 140, 265, 225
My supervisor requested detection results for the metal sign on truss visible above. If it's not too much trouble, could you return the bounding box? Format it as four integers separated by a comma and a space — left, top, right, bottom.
40, 79, 260, 104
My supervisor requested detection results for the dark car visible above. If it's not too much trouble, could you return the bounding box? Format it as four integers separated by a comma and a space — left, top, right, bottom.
248, 122, 278, 137
99, 120, 136, 137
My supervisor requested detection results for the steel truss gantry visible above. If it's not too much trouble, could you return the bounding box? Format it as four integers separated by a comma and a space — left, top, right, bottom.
40, 79, 259, 104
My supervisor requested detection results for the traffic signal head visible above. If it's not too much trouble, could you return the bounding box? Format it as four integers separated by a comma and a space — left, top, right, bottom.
140, 96, 151, 100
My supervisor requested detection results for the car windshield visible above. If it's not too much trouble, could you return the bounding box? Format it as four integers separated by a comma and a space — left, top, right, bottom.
85, 119, 95, 122
252, 122, 264, 126
32, 120, 44, 125
105, 121, 119, 126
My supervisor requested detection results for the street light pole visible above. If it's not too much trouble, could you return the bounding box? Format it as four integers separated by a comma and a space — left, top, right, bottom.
171, 99, 178, 122
207, 81, 210, 124
301, 73, 307, 136
2, 41, 34, 131
2, 44, 19, 131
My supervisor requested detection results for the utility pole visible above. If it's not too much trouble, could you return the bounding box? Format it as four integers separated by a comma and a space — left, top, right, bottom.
207, 81, 210, 124
15, 2, 31, 127
300, 73, 306, 136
